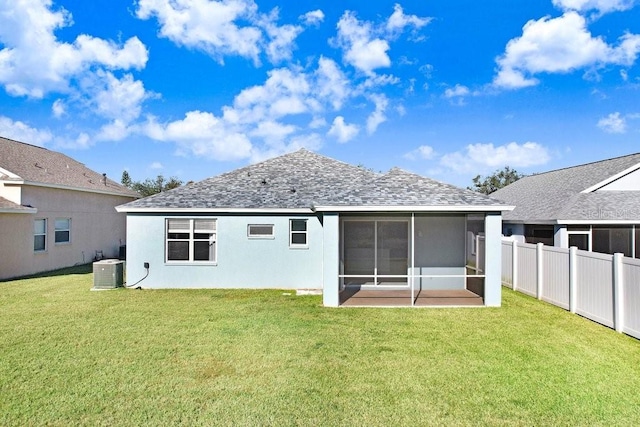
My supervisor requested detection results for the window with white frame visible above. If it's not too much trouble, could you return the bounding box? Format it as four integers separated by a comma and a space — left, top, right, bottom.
55, 218, 71, 244
34, 219, 47, 252
166, 218, 217, 263
248, 224, 274, 238
290, 219, 308, 247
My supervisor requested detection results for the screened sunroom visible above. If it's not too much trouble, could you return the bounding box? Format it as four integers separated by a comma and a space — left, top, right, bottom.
337, 213, 487, 307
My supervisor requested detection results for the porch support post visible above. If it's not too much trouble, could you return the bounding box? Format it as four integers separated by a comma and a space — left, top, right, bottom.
322, 212, 340, 307
484, 212, 502, 307
411, 213, 415, 307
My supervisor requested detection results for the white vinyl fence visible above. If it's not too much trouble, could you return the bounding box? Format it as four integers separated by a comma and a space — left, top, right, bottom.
501, 239, 640, 340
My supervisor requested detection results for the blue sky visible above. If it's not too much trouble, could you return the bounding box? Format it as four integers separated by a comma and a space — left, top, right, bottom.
1, 0, 640, 187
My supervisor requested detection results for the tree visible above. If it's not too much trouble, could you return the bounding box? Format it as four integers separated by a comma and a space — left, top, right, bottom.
121, 171, 132, 188
468, 166, 523, 195
122, 173, 183, 197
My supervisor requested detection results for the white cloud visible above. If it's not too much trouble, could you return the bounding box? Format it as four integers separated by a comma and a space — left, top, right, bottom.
552, 0, 636, 14
136, 0, 262, 63
334, 11, 391, 76
385, 4, 431, 38
259, 8, 303, 64
440, 142, 551, 173
597, 112, 627, 133
143, 111, 253, 161
366, 94, 388, 134
136, 0, 305, 65
0, 0, 147, 98
52, 99, 66, 118
0, 116, 52, 146
300, 10, 324, 26
85, 72, 149, 123
96, 119, 131, 142
444, 84, 470, 98
315, 56, 351, 110
332, 6, 430, 76
493, 12, 640, 89
150, 161, 164, 170
404, 145, 435, 160
328, 116, 359, 143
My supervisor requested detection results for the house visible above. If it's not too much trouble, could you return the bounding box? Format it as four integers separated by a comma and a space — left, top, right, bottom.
492, 153, 640, 257
116, 149, 513, 307
0, 136, 138, 280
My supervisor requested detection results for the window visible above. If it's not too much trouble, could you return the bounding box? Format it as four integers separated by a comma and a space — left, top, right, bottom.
524, 225, 554, 246
166, 219, 217, 263
248, 224, 274, 238
55, 218, 71, 244
290, 219, 308, 247
593, 226, 632, 257
34, 219, 47, 252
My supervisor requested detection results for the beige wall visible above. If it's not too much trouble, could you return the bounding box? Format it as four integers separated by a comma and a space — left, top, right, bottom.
0, 185, 134, 280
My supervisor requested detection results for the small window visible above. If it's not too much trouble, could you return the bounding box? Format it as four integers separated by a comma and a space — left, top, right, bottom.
248, 224, 274, 238
290, 219, 308, 247
166, 218, 217, 263
55, 218, 71, 244
34, 219, 47, 252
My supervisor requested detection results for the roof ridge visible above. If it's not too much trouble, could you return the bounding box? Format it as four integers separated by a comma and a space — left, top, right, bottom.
0, 135, 51, 151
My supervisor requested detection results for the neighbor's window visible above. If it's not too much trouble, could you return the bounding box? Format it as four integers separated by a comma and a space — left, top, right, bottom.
34, 219, 47, 252
290, 219, 308, 247
55, 218, 71, 244
166, 218, 217, 263
248, 224, 274, 238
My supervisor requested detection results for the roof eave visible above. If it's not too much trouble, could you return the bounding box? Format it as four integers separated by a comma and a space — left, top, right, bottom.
14, 180, 139, 199
115, 207, 316, 214
313, 205, 515, 212
0, 206, 37, 214
559, 219, 640, 225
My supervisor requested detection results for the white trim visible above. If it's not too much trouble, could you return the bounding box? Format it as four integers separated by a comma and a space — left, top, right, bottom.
581, 162, 640, 193
119, 205, 514, 214
560, 219, 640, 225
117, 207, 314, 213
0, 167, 21, 179
0, 207, 37, 214
314, 205, 514, 212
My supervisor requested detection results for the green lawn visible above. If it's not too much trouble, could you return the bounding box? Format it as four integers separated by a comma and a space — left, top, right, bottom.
1, 265, 639, 426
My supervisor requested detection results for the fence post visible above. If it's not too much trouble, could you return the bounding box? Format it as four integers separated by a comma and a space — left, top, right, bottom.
512, 239, 518, 291
536, 243, 544, 300
569, 246, 577, 314
613, 253, 624, 333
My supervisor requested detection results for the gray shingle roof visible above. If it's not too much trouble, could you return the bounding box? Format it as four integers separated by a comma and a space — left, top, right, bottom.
0, 195, 35, 213
0, 136, 138, 198
492, 153, 640, 222
120, 149, 509, 211
323, 167, 506, 207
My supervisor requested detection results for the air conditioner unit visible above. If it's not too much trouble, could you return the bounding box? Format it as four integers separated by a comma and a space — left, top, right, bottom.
92, 259, 124, 289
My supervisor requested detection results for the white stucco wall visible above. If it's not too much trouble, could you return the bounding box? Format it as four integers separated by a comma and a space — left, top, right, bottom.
125, 213, 325, 289
0, 185, 132, 280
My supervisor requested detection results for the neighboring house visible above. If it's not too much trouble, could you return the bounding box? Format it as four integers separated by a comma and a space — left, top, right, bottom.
493, 153, 640, 258
0, 136, 138, 280
117, 149, 512, 307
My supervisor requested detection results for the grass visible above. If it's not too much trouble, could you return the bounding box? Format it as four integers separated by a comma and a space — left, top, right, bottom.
1, 265, 640, 426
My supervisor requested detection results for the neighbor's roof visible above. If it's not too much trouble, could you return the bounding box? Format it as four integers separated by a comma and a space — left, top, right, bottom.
119, 149, 511, 213
492, 153, 640, 223
0, 136, 138, 198
0, 195, 37, 214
